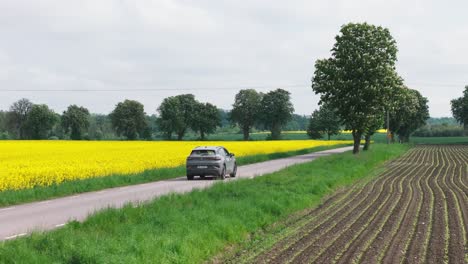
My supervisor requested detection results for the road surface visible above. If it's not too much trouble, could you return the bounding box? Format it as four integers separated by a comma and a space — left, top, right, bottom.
0, 146, 352, 241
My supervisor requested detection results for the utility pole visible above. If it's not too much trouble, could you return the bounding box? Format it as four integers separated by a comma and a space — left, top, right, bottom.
386, 110, 390, 144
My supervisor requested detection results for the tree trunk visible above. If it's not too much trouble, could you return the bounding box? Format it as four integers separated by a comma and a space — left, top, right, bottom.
363, 134, 371, 151
177, 128, 185, 140
243, 127, 250, 141
200, 130, 205, 140
352, 130, 361, 154
464, 123, 467, 137
327, 132, 331, 140
271, 123, 281, 140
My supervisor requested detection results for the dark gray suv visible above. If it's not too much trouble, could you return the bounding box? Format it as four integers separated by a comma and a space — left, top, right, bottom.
186, 146, 237, 180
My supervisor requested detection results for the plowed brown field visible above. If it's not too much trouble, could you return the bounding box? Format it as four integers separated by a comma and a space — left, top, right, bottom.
237, 145, 468, 264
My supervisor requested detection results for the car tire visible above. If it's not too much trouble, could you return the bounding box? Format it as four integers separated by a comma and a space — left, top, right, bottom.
187, 175, 194, 181
219, 166, 226, 180
230, 164, 237, 178
200, 175, 205, 180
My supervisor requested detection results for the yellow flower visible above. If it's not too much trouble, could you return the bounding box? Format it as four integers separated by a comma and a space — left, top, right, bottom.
0, 140, 350, 191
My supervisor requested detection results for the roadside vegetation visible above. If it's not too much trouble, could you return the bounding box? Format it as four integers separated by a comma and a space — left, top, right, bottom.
0, 144, 409, 263
0, 143, 349, 207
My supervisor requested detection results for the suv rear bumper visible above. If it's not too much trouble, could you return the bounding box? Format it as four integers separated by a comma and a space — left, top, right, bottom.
186, 166, 222, 176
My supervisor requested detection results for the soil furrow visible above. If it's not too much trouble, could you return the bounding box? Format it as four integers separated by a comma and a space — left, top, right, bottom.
379, 147, 436, 264
293, 169, 404, 263
336, 148, 430, 264
425, 147, 449, 263
403, 147, 437, 263
230, 145, 468, 264
252, 151, 420, 263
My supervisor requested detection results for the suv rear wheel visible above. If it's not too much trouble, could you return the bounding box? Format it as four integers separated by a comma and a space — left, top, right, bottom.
187, 175, 194, 180
230, 164, 237, 178
219, 166, 226, 180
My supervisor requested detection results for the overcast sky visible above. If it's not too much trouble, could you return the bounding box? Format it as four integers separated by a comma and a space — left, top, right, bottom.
0, 0, 466, 117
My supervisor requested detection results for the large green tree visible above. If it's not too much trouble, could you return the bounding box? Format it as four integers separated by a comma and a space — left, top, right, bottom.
61, 105, 90, 140
109, 100, 148, 140
24, 104, 58, 139
156, 94, 197, 140
451, 85, 468, 136
389, 87, 429, 142
191, 102, 221, 140
7, 98, 33, 139
312, 23, 401, 153
307, 105, 341, 140
230, 89, 263, 140
260, 89, 294, 140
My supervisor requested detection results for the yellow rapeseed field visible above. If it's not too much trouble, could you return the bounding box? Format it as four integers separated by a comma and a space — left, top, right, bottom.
0, 140, 349, 191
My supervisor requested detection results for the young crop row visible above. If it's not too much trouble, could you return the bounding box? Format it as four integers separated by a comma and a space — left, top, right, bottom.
0, 140, 349, 191
242, 145, 467, 263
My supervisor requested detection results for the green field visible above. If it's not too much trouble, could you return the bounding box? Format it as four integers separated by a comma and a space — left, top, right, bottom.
0, 144, 409, 263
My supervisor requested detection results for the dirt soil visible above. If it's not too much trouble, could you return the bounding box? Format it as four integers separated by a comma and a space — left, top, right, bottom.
228, 145, 468, 264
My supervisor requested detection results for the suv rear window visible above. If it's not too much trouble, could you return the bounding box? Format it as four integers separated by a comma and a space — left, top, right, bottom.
191, 149, 216, 156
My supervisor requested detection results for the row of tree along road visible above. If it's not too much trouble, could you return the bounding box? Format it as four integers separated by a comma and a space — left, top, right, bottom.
1, 23, 467, 150
0, 88, 295, 141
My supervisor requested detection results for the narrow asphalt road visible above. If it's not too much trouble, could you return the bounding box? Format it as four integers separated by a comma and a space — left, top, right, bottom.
0, 146, 352, 241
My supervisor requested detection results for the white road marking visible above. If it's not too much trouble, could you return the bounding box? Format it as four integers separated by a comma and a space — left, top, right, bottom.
38, 201, 51, 205
0, 207, 15, 212
55, 223, 66, 227
5, 233, 27, 240
69, 195, 80, 198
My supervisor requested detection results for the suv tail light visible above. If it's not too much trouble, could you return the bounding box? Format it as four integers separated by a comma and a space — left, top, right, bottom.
205, 156, 221, 160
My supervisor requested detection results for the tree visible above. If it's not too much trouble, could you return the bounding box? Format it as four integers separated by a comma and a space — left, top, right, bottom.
24, 104, 58, 139
191, 102, 221, 140
260, 89, 294, 140
109, 100, 148, 140
7, 98, 33, 139
61, 105, 90, 140
307, 105, 341, 140
364, 115, 384, 150
451, 85, 468, 136
230, 89, 263, 140
388, 87, 429, 142
312, 23, 401, 154
156, 94, 197, 140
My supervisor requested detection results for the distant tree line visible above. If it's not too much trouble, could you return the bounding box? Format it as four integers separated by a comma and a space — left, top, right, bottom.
0, 88, 296, 141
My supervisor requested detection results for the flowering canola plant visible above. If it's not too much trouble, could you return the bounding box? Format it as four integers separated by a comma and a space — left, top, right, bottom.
0, 140, 349, 191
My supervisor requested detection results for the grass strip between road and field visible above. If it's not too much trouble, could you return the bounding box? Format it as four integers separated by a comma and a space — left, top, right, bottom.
0, 144, 410, 263
0, 144, 350, 207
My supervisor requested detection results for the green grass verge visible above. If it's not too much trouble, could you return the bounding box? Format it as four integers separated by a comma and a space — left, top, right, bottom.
410, 136, 468, 144
0, 144, 349, 207
0, 144, 409, 263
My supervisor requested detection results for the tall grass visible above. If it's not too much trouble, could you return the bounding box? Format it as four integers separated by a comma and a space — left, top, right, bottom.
0, 144, 409, 263
0, 144, 349, 207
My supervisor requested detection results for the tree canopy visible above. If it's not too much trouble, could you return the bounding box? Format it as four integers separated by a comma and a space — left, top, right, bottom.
307, 105, 341, 140
109, 100, 148, 140
156, 94, 197, 140
61, 105, 90, 140
312, 22, 401, 153
260, 89, 294, 140
7, 98, 33, 139
451, 85, 468, 135
230, 89, 263, 140
388, 87, 429, 142
24, 104, 58, 139
191, 102, 221, 140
